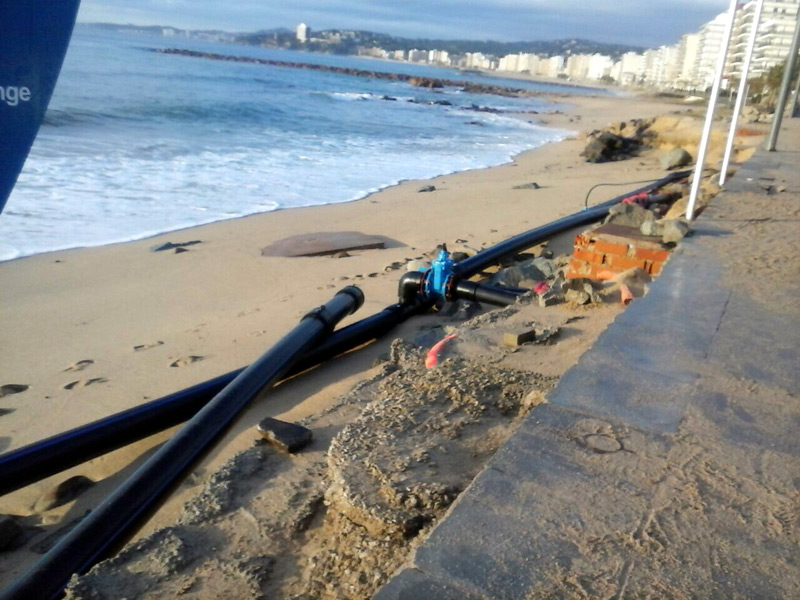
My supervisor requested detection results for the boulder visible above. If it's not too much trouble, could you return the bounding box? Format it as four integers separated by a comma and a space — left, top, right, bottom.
581, 131, 641, 163
660, 148, 693, 170
661, 219, 690, 244
605, 203, 656, 228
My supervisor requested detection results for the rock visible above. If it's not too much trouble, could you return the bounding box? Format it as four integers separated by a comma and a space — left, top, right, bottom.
417, 185, 436, 193
659, 148, 693, 170
530, 257, 557, 278
406, 260, 431, 272
661, 219, 690, 244
512, 182, 541, 190
34, 475, 95, 513
450, 251, 469, 263
492, 266, 523, 288
605, 203, 656, 228
0, 515, 24, 552
580, 131, 641, 163
640, 219, 665, 237
332, 251, 351, 259
152, 240, 202, 252
502, 327, 537, 348
538, 291, 561, 307
516, 259, 548, 282
256, 418, 313, 454
0, 384, 28, 398
174, 247, 190, 254
563, 278, 598, 305
565, 289, 591, 305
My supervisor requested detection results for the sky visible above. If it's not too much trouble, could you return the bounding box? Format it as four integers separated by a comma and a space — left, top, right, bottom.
77, 0, 733, 49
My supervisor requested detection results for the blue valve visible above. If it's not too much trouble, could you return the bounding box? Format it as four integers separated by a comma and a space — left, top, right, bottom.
421, 244, 455, 299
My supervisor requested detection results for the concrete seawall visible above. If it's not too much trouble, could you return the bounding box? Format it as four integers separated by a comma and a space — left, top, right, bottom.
377, 119, 800, 599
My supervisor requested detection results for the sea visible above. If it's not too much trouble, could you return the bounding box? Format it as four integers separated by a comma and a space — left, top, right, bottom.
0, 26, 604, 261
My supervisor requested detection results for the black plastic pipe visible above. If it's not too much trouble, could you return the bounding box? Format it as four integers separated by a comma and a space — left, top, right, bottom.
452, 281, 521, 306
0, 287, 365, 600
0, 299, 429, 498
0, 171, 690, 499
454, 170, 691, 279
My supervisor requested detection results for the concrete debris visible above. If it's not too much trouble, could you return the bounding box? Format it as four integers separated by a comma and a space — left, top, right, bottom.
502, 327, 537, 348
661, 219, 690, 245
604, 202, 656, 228
256, 418, 313, 454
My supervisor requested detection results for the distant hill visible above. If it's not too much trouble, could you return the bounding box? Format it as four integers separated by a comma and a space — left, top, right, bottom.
237, 28, 644, 59
79, 23, 644, 59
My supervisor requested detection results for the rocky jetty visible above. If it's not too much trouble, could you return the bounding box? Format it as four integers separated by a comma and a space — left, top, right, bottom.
155, 49, 541, 98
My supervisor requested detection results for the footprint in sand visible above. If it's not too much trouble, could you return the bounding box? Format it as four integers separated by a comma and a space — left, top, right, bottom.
62, 359, 95, 372
63, 378, 108, 390
0, 384, 29, 398
134, 341, 164, 352
170, 356, 204, 368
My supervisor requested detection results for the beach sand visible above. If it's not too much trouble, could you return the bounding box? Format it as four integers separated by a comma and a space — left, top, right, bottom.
0, 92, 748, 591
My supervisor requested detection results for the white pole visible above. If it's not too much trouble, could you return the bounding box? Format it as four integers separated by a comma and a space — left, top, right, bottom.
686, 0, 738, 221
720, 0, 764, 186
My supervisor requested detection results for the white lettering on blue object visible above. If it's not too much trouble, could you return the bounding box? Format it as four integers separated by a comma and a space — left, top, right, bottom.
0, 86, 32, 107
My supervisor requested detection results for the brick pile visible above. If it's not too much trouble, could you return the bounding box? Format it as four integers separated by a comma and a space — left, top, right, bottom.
567, 223, 671, 280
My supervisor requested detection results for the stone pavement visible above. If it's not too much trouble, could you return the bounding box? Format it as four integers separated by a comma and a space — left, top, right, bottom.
376, 120, 800, 599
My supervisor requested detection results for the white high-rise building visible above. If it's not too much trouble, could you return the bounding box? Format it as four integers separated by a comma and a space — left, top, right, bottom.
296, 23, 309, 43
728, 0, 800, 80
676, 33, 701, 90
695, 12, 730, 90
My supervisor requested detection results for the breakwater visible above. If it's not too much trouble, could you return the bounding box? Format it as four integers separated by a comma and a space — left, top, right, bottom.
155, 48, 540, 98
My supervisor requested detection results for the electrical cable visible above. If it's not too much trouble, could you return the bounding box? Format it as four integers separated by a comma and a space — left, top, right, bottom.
583, 177, 665, 209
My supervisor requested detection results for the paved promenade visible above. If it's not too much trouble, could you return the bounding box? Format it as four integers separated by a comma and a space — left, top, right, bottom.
377, 119, 800, 599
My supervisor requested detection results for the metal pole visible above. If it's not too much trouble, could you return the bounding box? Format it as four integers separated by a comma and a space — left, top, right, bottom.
687, 0, 738, 221
721, 0, 764, 186
766, 9, 800, 150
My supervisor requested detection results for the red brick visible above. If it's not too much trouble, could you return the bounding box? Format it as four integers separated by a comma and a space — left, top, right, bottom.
634, 247, 670, 262
574, 234, 591, 248
650, 261, 663, 276
608, 255, 648, 271
573, 248, 605, 264
594, 240, 629, 256
588, 264, 615, 279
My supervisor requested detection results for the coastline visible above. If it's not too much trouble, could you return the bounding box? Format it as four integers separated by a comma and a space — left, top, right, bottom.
0, 92, 687, 586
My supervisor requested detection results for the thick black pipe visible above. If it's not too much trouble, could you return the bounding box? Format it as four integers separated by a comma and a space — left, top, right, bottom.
0, 172, 690, 498
0, 287, 365, 600
0, 299, 428, 498
454, 170, 691, 279
452, 281, 521, 306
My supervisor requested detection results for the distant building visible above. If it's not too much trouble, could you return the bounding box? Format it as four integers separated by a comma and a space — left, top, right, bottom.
727, 0, 800, 81
428, 49, 451, 65
296, 23, 309, 43
407, 49, 428, 63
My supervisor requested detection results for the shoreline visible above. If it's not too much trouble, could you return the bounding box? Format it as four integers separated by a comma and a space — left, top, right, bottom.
0, 114, 571, 265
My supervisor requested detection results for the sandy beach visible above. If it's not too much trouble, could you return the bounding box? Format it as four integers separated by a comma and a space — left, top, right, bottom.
0, 91, 748, 594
